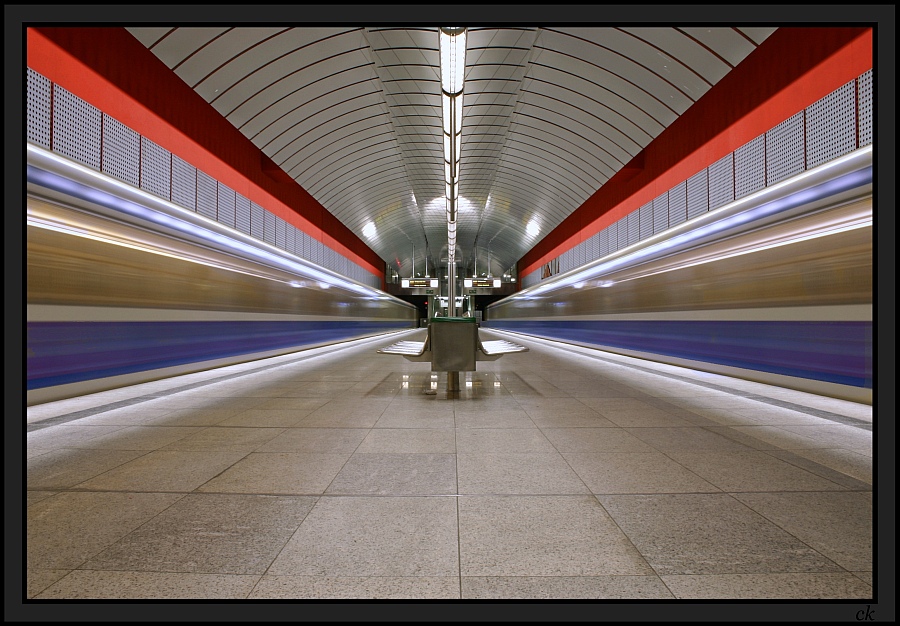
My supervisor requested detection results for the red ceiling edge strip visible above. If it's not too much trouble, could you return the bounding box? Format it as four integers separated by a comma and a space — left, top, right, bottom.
518, 27, 873, 279
26, 27, 385, 284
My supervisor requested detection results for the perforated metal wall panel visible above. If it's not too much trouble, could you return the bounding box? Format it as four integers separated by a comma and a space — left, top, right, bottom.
235, 193, 251, 235
52, 85, 102, 170
651, 190, 667, 233
286, 223, 297, 255
627, 211, 640, 246
217, 182, 236, 229
263, 210, 277, 245
250, 202, 266, 240
140, 136, 171, 200
608, 223, 619, 253
27, 69, 52, 149
685, 170, 708, 220
101, 115, 140, 187
196, 170, 218, 221
708, 153, 734, 210
806, 80, 857, 169
597, 228, 609, 258
765, 111, 805, 186
615, 219, 627, 251
858, 70, 872, 147
639, 201, 654, 240
275, 216, 286, 249
298, 230, 309, 260
171, 155, 197, 212
734, 134, 766, 199
589, 231, 600, 262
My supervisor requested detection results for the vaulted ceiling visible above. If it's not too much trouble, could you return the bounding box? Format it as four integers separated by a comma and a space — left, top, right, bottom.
126, 26, 776, 278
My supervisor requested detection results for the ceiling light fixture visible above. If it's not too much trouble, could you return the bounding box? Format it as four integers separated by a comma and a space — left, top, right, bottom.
440, 27, 466, 315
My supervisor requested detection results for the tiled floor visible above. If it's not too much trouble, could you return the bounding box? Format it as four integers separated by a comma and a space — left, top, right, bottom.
24, 328, 875, 606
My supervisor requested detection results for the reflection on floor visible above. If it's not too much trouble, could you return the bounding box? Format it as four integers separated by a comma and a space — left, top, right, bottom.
26, 328, 873, 602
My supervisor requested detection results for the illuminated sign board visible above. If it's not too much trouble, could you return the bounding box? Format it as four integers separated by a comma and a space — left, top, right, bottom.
463, 278, 502, 288
401, 278, 439, 288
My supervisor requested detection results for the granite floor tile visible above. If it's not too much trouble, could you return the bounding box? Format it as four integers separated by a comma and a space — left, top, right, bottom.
82, 493, 317, 574
775, 447, 873, 485
26, 568, 71, 599
563, 452, 721, 494
197, 452, 352, 494
159, 426, 285, 451
325, 453, 457, 495
268, 496, 458, 576
214, 409, 313, 428
598, 493, 844, 575
661, 572, 873, 599
248, 575, 460, 599
665, 450, 848, 492
254, 427, 369, 454
356, 428, 457, 453
461, 575, 675, 599
455, 428, 557, 454
458, 495, 654, 576
27, 448, 147, 490
68, 425, 205, 450
540, 428, 657, 453
732, 491, 872, 572
625, 427, 755, 452
35, 570, 261, 599
74, 449, 252, 492
458, 453, 591, 495
27, 491, 185, 570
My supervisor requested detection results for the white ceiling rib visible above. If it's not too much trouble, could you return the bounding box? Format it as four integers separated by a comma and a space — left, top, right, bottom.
127, 26, 775, 279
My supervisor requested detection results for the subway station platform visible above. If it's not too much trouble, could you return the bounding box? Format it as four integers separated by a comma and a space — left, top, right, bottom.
25, 328, 873, 605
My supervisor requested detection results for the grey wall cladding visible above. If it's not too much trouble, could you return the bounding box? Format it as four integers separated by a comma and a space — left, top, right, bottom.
858, 70, 872, 147
708, 153, 734, 210
235, 194, 252, 235
52, 85, 101, 170
250, 202, 266, 240
196, 170, 218, 221
734, 134, 766, 199
171, 155, 197, 211
685, 171, 708, 220
217, 182, 236, 229
27, 68, 52, 149
807, 80, 857, 169
102, 116, 140, 187
140, 137, 171, 200
639, 201, 654, 241
264, 210, 277, 245
765, 111, 805, 186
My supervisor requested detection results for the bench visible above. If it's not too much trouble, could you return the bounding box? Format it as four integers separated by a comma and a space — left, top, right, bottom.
377, 317, 528, 392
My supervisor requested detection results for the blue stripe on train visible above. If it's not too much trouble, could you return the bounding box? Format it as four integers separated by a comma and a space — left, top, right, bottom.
481, 320, 872, 388
26, 320, 413, 390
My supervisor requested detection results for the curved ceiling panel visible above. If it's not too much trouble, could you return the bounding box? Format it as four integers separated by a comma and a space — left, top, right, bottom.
126, 26, 775, 279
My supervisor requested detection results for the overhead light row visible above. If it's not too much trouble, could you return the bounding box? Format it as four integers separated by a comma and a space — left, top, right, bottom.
440, 27, 466, 265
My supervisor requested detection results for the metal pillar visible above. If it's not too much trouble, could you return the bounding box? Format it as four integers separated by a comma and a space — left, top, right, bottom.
448, 260, 456, 317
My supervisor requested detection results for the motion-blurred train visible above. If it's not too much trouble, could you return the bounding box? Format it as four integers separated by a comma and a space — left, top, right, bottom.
485, 146, 873, 404
26, 146, 418, 405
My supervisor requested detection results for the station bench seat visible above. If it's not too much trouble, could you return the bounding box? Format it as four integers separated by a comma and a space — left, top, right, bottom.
377, 317, 528, 384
